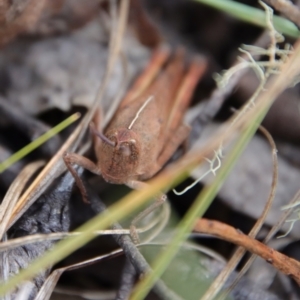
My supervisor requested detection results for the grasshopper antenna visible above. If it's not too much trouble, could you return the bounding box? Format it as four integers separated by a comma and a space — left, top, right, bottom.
89, 122, 116, 147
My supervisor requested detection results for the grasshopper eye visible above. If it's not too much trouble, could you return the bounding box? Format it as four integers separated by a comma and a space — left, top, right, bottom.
119, 143, 131, 156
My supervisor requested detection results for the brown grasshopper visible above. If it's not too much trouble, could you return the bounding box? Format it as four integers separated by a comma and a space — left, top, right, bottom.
63, 47, 206, 240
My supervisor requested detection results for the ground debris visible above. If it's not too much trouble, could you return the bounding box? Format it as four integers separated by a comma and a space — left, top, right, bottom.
2, 169, 81, 299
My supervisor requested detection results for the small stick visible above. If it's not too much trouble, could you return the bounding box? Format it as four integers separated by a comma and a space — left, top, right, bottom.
194, 218, 300, 285
115, 260, 136, 300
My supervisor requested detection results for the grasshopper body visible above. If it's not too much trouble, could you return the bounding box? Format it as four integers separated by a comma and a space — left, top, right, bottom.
96, 48, 205, 187
63, 47, 206, 239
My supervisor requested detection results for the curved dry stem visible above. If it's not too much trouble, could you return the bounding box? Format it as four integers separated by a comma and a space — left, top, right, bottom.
194, 219, 300, 286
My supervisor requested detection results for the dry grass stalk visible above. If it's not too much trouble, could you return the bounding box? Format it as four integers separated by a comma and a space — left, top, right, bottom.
0, 161, 45, 239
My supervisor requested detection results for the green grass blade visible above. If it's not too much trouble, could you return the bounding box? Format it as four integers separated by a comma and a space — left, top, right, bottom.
195, 0, 300, 38
0, 113, 81, 173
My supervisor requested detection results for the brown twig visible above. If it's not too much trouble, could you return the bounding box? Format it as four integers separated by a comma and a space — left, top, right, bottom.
218, 190, 300, 300
194, 218, 300, 285
264, 0, 300, 29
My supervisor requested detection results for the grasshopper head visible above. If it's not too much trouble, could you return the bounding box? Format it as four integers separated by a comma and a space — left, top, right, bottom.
98, 128, 140, 184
